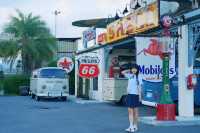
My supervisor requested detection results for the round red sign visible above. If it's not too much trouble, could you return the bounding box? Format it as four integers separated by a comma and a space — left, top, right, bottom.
57, 57, 74, 73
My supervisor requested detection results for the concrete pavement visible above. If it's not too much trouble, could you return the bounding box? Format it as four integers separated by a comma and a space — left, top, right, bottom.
0, 96, 199, 133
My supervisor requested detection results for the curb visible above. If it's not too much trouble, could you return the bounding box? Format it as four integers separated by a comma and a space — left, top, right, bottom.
140, 116, 200, 126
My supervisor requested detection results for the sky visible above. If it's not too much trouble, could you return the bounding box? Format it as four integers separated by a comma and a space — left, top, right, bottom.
0, 0, 132, 38
0, 0, 179, 71
0, 0, 179, 39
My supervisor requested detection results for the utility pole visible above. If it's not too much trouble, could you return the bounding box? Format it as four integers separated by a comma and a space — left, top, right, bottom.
54, 10, 61, 37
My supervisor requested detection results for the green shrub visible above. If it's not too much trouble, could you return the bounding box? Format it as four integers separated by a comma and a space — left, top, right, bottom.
3, 74, 30, 95
0, 80, 3, 91
47, 60, 57, 67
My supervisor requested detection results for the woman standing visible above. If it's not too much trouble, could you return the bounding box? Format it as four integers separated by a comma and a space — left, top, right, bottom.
121, 64, 142, 132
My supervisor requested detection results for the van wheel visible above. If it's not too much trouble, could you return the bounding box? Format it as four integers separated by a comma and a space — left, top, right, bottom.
61, 97, 67, 101
31, 93, 35, 99
115, 95, 127, 106
35, 96, 40, 101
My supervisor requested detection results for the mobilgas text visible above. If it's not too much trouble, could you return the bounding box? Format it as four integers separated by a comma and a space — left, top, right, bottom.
139, 65, 176, 75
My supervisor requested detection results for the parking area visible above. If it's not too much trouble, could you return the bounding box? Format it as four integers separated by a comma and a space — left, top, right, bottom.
0, 96, 199, 133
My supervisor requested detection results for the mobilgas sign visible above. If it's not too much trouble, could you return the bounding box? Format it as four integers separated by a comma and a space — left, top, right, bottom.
136, 37, 176, 82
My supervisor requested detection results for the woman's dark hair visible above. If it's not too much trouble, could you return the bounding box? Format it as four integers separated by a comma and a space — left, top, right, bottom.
130, 64, 139, 77
120, 63, 140, 76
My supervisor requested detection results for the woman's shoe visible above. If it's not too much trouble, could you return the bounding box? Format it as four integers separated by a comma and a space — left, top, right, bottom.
125, 127, 132, 132
125, 127, 138, 132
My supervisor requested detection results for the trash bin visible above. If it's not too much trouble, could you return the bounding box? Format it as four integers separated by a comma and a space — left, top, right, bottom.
0, 71, 4, 95
69, 88, 75, 95
19, 86, 30, 96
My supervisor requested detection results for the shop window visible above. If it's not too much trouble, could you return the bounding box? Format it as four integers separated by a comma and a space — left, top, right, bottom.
118, 56, 136, 65
93, 77, 98, 91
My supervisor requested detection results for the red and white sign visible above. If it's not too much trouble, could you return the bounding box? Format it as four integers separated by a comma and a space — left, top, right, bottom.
79, 64, 99, 78
57, 57, 74, 73
78, 55, 100, 78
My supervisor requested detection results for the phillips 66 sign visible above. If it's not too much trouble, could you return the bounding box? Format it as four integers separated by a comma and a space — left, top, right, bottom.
78, 56, 100, 78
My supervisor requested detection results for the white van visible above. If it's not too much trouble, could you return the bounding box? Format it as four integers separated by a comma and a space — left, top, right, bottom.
30, 67, 69, 101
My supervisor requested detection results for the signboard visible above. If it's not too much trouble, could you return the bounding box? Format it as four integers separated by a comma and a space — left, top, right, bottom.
78, 55, 100, 78
98, 1, 159, 45
97, 33, 107, 45
57, 57, 74, 73
79, 64, 99, 78
136, 37, 176, 82
83, 27, 96, 48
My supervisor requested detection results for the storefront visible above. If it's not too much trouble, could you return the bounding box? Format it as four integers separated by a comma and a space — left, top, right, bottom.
74, 0, 200, 116
75, 37, 136, 101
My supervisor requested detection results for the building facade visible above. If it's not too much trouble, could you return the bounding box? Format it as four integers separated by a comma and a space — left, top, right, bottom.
74, 0, 200, 117
56, 38, 80, 59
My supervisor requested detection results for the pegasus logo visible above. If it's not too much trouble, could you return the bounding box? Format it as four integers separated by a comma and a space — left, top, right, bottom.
137, 39, 163, 59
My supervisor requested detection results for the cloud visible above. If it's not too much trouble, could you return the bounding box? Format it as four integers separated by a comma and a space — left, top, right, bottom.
0, 7, 15, 32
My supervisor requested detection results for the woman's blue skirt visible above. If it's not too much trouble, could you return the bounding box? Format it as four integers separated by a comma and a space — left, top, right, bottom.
126, 94, 141, 108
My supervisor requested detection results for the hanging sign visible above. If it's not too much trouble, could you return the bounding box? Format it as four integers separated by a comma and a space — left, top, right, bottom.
78, 56, 100, 78
57, 57, 74, 73
83, 27, 96, 48
98, 1, 159, 45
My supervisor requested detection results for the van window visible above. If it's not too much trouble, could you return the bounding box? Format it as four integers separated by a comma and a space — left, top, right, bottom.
39, 69, 67, 78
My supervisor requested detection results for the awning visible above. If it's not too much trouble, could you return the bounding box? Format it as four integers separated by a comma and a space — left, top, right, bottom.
72, 18, 116, 28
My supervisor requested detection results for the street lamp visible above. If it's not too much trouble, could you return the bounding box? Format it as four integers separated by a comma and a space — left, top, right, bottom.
54, 10, 61, 37
134, 0, 141, 10
115, 9, 123, 20
129, 0, 147, 13
106, 14, 114, 24
123, 3, 130, 15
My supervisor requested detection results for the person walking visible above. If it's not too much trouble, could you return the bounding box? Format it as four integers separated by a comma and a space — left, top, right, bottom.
121, 64, 142, 132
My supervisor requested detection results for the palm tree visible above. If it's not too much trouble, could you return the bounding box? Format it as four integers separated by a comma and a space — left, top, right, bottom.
0, 10, 56, 75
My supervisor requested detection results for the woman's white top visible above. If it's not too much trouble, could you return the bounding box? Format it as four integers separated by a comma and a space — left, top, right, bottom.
124, 73, 142, 95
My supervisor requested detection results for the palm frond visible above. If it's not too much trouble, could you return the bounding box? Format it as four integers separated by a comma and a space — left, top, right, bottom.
1, 10, 56, 74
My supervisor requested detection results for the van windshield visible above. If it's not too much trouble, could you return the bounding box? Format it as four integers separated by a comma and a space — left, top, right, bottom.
39, 69, 67, 78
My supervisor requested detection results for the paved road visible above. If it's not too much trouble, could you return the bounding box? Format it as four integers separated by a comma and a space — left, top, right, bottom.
0, 96, 199, 133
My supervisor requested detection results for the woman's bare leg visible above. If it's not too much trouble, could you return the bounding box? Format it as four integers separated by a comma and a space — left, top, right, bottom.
128, 107, 134, 128
133, 108, 139, 128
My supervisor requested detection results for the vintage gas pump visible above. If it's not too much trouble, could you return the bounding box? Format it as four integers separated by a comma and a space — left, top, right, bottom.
156, 16, 176, 121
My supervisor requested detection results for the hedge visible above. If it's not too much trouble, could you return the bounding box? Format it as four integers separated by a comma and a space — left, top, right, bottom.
3, 74, 30, 95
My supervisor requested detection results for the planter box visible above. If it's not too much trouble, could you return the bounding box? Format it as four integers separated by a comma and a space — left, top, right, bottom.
157, 104, 176, 121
